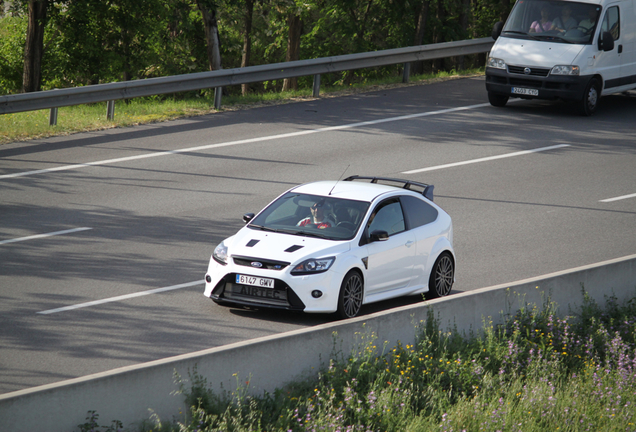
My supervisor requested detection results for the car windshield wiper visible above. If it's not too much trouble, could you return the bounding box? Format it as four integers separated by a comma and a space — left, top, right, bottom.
290, 230, 330, 239
503, 30, 539, 40
248, 224, 281, 233
534, 34, 574, 43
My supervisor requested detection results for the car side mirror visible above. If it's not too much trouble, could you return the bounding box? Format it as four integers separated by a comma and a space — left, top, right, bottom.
243, 213, 255, 224
369, 230, 389, 242
492, 21, 504, 40
598, 31, 615, 51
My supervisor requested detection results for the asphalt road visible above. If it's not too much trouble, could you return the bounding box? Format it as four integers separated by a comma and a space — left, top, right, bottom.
1, 76, 635, 395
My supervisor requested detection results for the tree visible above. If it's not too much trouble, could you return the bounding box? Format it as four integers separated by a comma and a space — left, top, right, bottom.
282, 10, 301, 91
195, 0, 222, 71
22, 0, 47, 92
241, 0, 255, 95
411, 0, 430, 75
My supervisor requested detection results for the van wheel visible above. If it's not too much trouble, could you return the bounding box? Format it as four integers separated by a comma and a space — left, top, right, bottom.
488, 92, 509, 107
426, 253, 454, 299
337, 271, 363, 319
580, 78, 600, 116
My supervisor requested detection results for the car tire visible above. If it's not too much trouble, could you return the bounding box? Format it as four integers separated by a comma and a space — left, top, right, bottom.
579, 78, 600, 116
488, 92, 509, 107
337, 270, 363, 319
426, 252, 454, 299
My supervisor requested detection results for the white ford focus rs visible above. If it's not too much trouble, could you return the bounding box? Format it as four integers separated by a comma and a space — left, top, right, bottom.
204, 176, 455, 319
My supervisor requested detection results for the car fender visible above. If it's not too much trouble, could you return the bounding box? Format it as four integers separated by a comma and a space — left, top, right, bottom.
427, 237, 456, 280
331, 252, 365, 280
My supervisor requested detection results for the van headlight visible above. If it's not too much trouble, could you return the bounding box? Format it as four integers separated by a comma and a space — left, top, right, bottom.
487, 57, 506, 70
213, 241, 229, 265
551, 65, 580, 76
291, 257, 335, 275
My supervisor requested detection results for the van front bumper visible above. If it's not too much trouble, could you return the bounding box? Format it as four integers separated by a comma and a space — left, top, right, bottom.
486, 67, 591, 102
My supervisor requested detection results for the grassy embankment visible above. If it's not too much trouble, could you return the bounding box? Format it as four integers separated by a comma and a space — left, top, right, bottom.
0, 69, 484, 146
79, 289, 636, 432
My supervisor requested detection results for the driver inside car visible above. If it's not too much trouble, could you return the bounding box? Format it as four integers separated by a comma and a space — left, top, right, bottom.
297, 199, 335, 229
552, 5, 577, 32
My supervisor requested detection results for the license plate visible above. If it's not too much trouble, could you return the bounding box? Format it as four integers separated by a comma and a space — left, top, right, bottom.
236, 274, 274, 289
512, 87, 539, 96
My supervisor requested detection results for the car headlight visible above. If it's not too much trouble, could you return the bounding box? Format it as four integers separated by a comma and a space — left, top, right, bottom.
213, 241, 229, 265
487, 57, 506, 70
291, 257, 335, 275
551, 65, 580, 76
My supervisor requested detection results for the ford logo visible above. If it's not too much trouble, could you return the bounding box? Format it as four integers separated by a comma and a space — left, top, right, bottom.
251, 262, 263, 268
524, 67, 531, 75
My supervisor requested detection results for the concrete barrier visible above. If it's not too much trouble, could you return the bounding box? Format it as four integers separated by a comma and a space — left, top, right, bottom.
2, 253, 635, 432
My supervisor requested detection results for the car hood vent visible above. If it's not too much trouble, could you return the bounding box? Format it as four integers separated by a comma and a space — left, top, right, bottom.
246, 239, 260, 247
285, 245, 304, 253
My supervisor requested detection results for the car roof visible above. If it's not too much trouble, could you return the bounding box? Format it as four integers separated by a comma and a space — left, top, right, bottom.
291, 180, 415, 202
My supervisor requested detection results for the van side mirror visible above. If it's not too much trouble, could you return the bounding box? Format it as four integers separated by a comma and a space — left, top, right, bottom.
598, 31, 615, 51
243, 213, 255, 223
492, 21, 504, 40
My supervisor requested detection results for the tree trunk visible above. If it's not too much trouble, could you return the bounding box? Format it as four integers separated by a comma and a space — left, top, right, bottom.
241, 0, 255, 95
433, 0, 446, 72
412, 0, 429, 75
458, 0, 470, 70
282, 13, 301, 92
22, 0, 48, 93
196, 0, 222, 71
500, 0, 511, 22
343, 0, 373, 85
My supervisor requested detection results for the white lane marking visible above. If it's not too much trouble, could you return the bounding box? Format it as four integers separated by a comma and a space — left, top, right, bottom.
37, 280, 204, 315
600, 193, 636, 203
401, 144, 571, 174
1, 103, 490, 180
0, 227, 92, 245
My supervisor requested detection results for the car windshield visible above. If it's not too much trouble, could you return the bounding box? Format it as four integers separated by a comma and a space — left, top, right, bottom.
502, 0, 601, 45
248, 192, 370, 241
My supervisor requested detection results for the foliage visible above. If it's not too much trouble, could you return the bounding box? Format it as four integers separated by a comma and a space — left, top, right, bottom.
163, 289, 636, 431
77, 410, 124, 432
0, 15, 26, 94
0, 0, 495, 95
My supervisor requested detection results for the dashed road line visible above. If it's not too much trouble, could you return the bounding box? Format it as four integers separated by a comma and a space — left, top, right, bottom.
0, 227, 92, 245
37, 280, 204, 315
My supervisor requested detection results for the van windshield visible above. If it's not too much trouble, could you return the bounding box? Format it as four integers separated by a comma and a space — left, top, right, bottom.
502, 0, 601, 44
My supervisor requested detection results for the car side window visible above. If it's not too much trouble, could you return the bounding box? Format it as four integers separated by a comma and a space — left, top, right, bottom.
400, 195, 438, 229
368, 199, 405, 235
601, 6, 620, 40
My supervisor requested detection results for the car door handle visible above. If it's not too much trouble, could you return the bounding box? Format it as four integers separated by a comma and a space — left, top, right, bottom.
405, 240, 414, 247
619, 44, 623, 54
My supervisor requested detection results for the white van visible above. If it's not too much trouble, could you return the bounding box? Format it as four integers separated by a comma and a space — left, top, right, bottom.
485, 0, 634, 115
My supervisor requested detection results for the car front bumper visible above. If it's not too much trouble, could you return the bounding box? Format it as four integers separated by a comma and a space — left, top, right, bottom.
486, 67, 591, 102
204, 258, 344, 314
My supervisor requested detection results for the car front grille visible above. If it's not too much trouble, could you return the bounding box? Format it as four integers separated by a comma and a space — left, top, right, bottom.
233, 255, 290, 270
508, 65, 550, 77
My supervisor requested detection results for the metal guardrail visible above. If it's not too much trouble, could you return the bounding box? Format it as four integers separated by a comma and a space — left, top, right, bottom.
0, 37, 493, 124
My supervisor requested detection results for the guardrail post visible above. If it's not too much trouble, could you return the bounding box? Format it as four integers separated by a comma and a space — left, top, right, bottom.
106, 100, 115, 120
49, 108, 58, 126
402, 62, 411, 83
312, 74, 321, 97
214, 87, 222, 110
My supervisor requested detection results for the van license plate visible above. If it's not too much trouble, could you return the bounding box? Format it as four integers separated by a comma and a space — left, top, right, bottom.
512, 87, 539, 96
236, 274, 274, 288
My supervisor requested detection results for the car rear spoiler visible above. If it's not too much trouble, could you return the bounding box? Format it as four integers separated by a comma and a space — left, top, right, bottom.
343, 175, 435, 202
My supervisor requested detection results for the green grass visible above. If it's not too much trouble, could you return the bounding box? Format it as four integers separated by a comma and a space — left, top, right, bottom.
77, 288, 636, 431
0, 68, 484, 146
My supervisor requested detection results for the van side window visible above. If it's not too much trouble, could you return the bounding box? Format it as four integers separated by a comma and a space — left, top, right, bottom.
601, 6, 620, 40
